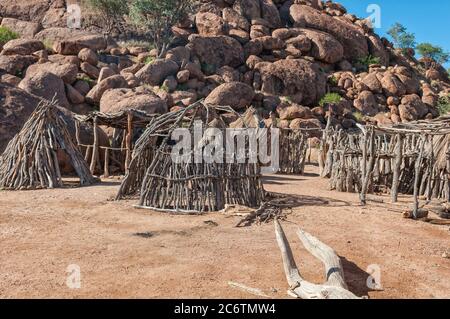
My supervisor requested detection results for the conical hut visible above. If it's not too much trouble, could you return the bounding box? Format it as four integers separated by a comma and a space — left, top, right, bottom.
0, 99, 96, 190
117, 101, 266, 213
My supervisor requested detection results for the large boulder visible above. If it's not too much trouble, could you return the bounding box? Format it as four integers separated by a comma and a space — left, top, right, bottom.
367, 34, 389, 66
188, 35, 245, 70
255, 59, 326, 106
196, 12, 228, 36
135, 59, 180, 86
361, 73, 383, 94
78, 48, 99, 66
1, 39, 44, 56
222, 7, 250, 31
18, 70, 70, 108
260, 0, 282, 29
34, 28, 92, 44
0, 0, 51, 22
233, 0, 261, 21
100, 87, 168, 114
0, 55, 37, 75
25, 62, 78, 84
380, 72, 406, 97
400, 94, 428, 120
0, 83, 41, 152
354, 91, 378, 116
277, 104, 314, 121
293, 28, 344, 64
41, 7, 68, 29
54, 34, 107, 55
0, 73, 21, 86
289, 5, 368, 60
0, 18, 40, 38
205, 82, 255, 110
85, 75, 128, 104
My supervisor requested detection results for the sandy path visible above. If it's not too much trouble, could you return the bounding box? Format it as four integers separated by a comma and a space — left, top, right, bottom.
0, 165, 449, 298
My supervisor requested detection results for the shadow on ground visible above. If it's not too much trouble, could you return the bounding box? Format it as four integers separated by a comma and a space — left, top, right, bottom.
341, 257, 378, 298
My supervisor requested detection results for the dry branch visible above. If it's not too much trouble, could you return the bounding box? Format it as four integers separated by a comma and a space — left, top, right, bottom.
274, 220, 359, 299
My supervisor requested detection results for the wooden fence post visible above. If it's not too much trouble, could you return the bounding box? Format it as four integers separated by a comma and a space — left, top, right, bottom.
90, 116, 99, 174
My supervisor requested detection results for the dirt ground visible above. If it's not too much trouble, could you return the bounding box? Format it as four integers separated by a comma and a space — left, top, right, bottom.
0, 165, 449, 299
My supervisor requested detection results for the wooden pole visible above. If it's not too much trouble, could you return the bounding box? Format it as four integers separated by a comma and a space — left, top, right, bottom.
125, 111, 133, 172
75, 120, 82, 152
90, 116, 99, 174
360, 128, 375, 205
319, 110, 332, 177
446, 139, 450, 203
413, 135, 426, 219
104, 148, 110, 178
391, 134, 403, 203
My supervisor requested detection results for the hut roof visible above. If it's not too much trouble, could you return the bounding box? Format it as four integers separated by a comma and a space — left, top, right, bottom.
76, 109, 158, 130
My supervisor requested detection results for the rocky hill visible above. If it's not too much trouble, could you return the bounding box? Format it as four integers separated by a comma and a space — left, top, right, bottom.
1, 0, 449, 151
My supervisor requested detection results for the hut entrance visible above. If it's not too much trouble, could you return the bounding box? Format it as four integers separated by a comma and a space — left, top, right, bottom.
0, 99, 96, 190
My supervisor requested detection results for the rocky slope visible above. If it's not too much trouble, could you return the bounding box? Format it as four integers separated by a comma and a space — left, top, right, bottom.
1, 0, 449, 150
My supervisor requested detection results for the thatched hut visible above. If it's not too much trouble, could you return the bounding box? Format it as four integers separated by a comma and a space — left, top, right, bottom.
117, 101, 266, 213
0, 99, 96, 190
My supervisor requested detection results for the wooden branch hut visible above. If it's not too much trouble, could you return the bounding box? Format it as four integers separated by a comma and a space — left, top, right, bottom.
117, 101, 266, 213
0, 99, 95, 190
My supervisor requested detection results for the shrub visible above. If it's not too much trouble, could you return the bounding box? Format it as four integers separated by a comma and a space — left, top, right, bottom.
0, 26, 18, 45
143, 56, 155, 64
129, 0, 195, 58
352, 111, 364, 122
42, 39, 54, 51
355, 55, 381, 72
437, 95, 450, 115
160, 84, 169, 92
281, 96, 292, 104
82, 0, 129, 35
328, 76, 338, 86
319, 93, 342, 107
76, 74, 95, 87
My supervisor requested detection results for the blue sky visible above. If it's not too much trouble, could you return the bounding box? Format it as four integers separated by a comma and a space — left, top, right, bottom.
338, 0, 450, 68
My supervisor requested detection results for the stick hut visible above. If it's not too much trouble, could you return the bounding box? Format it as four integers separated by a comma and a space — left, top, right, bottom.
117, 101, 266, 213
0, 99, 95, 190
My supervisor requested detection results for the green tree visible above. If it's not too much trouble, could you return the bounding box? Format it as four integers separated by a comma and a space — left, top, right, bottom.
387, 23, 416, 51
83, 0, 129, 35
129, 0, 195, 58
416, 43, 450, 65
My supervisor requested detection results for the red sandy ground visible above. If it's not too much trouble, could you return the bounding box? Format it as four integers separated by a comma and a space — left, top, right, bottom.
0, 165, 449, 299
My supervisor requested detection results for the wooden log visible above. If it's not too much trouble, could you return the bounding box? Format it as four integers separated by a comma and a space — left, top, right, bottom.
274, 220, 359, 299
